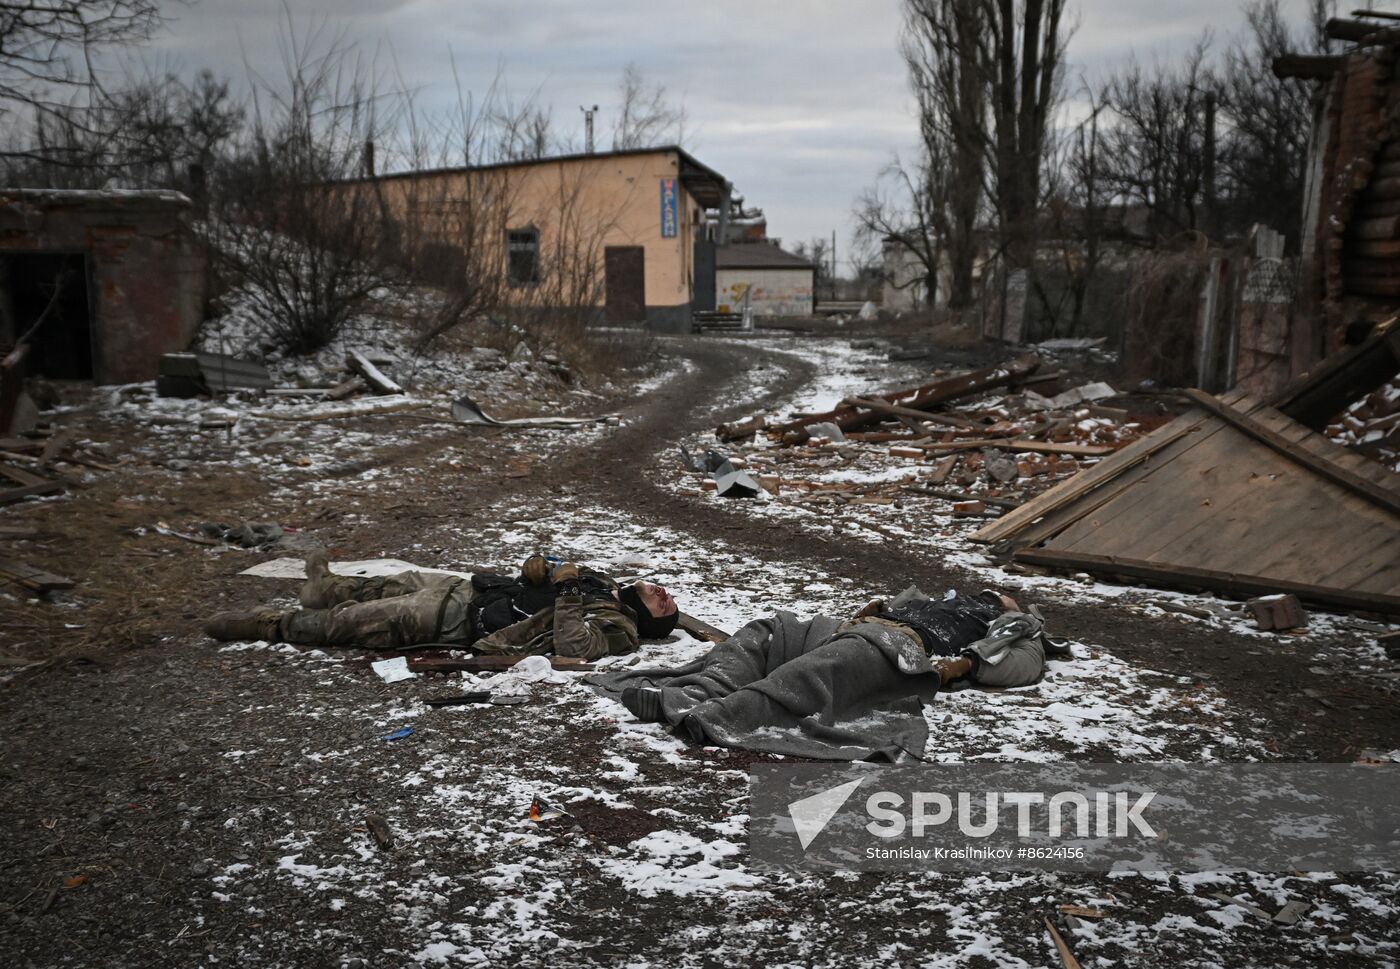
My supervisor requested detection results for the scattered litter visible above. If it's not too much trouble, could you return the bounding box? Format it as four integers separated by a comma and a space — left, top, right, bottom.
488, 654, 570, 695
197, 521, 285, 549
528, 794, 568, 822
239, 557, 471, 581
450, 394, 607, 428
1044, 381, 1117, 410
1213, 892, 1273, 921
1273, 900, 1312, 925
713, 460, 763, 499
157, 351, 272, 397
382, 727, 414, 741
679, 445, 729, 474
371, 655, 416, 684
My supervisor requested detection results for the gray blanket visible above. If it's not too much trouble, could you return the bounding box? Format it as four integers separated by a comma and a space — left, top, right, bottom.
586, 611, 942, 762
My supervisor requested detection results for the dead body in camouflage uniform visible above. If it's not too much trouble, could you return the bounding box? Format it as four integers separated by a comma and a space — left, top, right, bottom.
204, 554, 681, 660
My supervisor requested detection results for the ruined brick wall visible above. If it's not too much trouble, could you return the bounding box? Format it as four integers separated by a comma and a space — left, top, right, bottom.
0, 190, 205, 384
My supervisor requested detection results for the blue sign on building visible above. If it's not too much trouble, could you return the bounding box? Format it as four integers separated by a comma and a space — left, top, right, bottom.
660, 177, 678, 238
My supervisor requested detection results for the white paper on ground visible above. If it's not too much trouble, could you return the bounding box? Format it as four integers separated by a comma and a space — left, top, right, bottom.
239, 557, 472, 580
371, 655, 416, 683
489, 654, 570, 695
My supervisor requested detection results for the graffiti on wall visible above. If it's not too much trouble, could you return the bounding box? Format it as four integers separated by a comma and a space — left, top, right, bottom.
717, 278, 813, 317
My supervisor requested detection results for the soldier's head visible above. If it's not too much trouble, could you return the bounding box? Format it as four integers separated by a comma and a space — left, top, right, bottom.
620, 581, 680, 639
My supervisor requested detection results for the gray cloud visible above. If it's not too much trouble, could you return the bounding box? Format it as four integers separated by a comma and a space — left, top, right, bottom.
146, 0, 1336, 265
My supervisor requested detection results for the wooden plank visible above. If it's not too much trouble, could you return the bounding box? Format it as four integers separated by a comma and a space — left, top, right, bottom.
841, 396, 982, 429
677, 611, 732, 644
970, 411, 1210, 544
1051, 426, 1281, 558
0, 463, 46, 486
1344, 275, 1400, 296
0, 558, 74, 593
1349, 238, 1400, 258
1246, 400, 1398, 489
1154, 460, 1364, 581
1347, 215, 1400, 240
1184, 390, 1400, 513
773, 355, 1040, 436
346, 351, 403, 395
406, 654, 597, 673
1013, 549, 1400, 615
0, 481, 62, 505
921, 438, 1113, 457
989, 416, 1242, 551
1356, 197, 1400, 217
1271, 53, 1344, 79
1316, 529, 1400, 590
1273, 323, 1400, 430
37, 429, 73, 470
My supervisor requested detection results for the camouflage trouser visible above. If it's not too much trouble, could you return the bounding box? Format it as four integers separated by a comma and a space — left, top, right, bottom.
297, 571, 475, 650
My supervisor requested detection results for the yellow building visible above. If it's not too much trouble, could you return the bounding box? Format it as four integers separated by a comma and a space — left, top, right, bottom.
353, 146, 733, 332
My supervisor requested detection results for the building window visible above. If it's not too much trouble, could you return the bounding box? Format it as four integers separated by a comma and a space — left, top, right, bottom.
506, 228, 539, 286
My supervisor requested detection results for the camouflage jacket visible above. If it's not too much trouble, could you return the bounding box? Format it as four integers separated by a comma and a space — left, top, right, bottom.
471, 593, 639, 660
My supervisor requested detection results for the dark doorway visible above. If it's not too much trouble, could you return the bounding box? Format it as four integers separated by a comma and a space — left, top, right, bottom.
0, 252, 93, 379
692, 239, 716, 312
604, 246, 645, 323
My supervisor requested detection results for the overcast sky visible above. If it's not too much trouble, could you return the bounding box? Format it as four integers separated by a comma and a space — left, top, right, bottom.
142, 0, 1364, 267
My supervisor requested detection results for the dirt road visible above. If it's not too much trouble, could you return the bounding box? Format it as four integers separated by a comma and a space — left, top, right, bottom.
2, 334, 1397, 967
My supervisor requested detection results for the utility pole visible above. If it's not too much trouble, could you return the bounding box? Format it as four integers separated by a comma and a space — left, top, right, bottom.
580, 105, 599, 154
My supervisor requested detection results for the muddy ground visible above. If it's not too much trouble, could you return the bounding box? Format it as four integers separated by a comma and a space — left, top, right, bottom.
2, 332, 1398, 967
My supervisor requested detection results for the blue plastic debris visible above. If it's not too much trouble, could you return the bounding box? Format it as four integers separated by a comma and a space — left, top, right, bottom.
382, 727, 414, 741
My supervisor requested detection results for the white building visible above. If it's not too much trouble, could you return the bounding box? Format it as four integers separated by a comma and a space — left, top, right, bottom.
714, 243, 815, 317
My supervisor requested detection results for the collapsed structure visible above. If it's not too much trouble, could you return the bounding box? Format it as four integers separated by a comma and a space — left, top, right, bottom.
0, 189, 206, 430
974, 323, 1400, 616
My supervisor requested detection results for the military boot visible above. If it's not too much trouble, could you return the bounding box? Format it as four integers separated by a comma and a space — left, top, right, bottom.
205, 607, 287, 642
299, 550, 356, 608
280, 608, 329, 646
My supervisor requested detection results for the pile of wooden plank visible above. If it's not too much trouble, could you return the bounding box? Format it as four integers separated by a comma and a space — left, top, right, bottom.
709, 354, 1166, 514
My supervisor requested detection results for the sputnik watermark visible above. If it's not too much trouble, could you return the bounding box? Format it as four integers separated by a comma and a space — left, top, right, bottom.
862, 789, 1156, 839
753, 764, 1400, 871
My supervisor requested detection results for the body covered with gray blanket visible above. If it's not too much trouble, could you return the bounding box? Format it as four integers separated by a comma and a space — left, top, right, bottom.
587, 610, 1045, 762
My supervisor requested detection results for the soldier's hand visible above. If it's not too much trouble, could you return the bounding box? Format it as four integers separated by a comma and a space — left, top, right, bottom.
522, 554, 549, 585
550, 562, 580, 585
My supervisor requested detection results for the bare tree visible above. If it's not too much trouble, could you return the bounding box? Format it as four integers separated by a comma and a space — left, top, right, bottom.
888, 0, 986, 307
985, 0, 1070, 269
208, 17, 395, 353
853, 151, 950, 309
867, 0, 1065, 314
0, 1, 168, 170
1216, 0, 1319, 245
610, 62, 686, 150
1099, 38, 1216, 243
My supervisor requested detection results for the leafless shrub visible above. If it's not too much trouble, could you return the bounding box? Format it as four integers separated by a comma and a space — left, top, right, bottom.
206, 17, 395, 354
1118, 248, 1213, 388
610, 62, 687, 150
